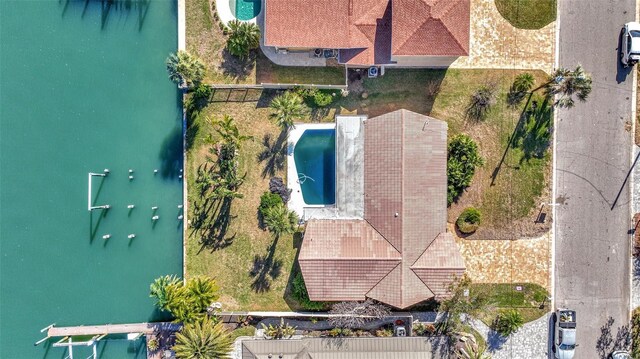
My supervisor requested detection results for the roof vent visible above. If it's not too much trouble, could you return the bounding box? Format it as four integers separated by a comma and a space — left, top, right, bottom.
394, 212, 399, 217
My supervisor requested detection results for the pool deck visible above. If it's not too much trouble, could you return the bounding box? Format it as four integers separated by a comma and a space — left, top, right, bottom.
216, 0, 258, 26
287, 117, 365, 221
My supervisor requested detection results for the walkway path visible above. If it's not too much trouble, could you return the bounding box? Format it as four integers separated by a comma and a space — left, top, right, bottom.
468, 313, 551, 359
454, 229, 552, 291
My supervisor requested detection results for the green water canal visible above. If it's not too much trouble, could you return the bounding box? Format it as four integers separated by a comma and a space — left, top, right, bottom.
0, 1, 183, 357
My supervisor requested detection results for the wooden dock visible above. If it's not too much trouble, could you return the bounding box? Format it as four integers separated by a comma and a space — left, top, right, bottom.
47, 322, 181, 338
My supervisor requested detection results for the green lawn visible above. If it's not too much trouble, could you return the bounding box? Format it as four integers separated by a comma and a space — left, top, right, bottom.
185, 69, 553, 311
495, 0, 557, 30
334, 69, 552, 238
470, 283, 549, 325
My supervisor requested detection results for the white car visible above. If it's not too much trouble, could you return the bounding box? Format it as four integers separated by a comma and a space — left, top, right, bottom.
621, 22, 640, 67
610, 350, 631, 359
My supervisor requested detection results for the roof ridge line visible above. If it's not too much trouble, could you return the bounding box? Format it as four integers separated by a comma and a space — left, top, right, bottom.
363, 218, 402, 256
391, 0, 429, 55
409, 231, 446, 268
365, 261, 402, 299
437, 16, 467, 54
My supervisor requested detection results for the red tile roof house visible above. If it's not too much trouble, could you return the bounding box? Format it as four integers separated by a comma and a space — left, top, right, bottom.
298, 109, 465, 309
263, 0, 470, 67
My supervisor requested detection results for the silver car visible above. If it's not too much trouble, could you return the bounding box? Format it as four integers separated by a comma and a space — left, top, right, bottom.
621, 22, 640, 67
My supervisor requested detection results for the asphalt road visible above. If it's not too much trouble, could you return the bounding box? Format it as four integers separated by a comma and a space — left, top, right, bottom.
555, 0, 635, 357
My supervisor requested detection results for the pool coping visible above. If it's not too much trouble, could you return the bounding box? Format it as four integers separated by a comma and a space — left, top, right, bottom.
287, 123, 336, 219
216, 0, 260, 26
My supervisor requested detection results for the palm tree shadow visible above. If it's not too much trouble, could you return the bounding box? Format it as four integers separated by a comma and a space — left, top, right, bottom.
250, 236, 283, 292
257, 131, 288, 179
490, 93, 534, 186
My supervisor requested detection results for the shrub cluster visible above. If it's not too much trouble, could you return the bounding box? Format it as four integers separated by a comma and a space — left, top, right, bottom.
293, 87, 339, 108
492, 310, 524, 337
456, 207, 482, 234
259, 192, 283, 217
447, 134, 484, 205
149, 275, 219, 324
413, 322, 437, 336
269, 177, 291, 203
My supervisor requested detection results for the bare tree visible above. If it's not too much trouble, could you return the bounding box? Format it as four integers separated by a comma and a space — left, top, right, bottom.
328, 300, 391, 329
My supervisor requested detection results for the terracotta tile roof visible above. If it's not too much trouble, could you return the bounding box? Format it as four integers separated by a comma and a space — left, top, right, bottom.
411, 232, 466, 298
298, 110, 465, 308
264, 0, 470, 66
264, 0, 352, 49
300, 219, 401, 301
391, 0, 470, 56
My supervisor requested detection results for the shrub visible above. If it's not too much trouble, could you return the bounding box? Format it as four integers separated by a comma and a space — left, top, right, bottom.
269, 177, 291, 203
329, 328, 353, 337
507, 72, 535, 106
259, 191, 283, 217
291, 271, 325, 310
467, 86, 496, 121
192, 83, 213, 109
226, 20, 260, 59
165, 51, 206, 88
147, 337, 159, 351
312, 90, 334, 107
261, 318, 296, 339
456, 207, 482, 234
413, 322, 436, 336
632, 308, 640, 358
375, 328, 393, 337
263, 203, 298, 236
492, 310, 524, 337
447, 135, 484, 204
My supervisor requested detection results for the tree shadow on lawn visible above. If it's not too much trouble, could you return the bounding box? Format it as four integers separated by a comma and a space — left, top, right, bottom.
257, 130, 288, 179
250, 235, 283, 293
190, 162, 238, 252
490, 93, 552, 186
220, 49, 256, 82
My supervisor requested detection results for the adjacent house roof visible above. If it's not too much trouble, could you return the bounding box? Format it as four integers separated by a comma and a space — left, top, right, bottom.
391, 0, 470, 56
264, 0, 470, 66
298, 110, 465, 309
241, 336, 450, 359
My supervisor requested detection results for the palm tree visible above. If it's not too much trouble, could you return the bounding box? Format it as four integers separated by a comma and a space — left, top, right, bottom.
262, 203, 298, 237
166, 51, 206, 88
213, 115, 253, 150
173, 317, 233, 359
226, 20, 261, 59
186, 276, 220, 311
150, 275, 181, 311
269, 91, 309, 129
537, 65, 592, 108
507, 72, 535, 106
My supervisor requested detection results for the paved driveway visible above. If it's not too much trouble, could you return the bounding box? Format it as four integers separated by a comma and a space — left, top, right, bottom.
555, 0, 635, 357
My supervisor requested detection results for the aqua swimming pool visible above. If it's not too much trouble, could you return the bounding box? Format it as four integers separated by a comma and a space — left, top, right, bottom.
293, 129, 336, 205
232, 0, 261, 21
